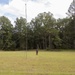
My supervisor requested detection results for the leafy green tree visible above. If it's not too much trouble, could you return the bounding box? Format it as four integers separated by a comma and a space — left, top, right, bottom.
56, 18, 71, 48
14, 17, 27, 50
0, 16, 13, 50
62, 17, 75, 49
65, 0, 75, 49
30, 12, 60, 50
68, 0, 75, 17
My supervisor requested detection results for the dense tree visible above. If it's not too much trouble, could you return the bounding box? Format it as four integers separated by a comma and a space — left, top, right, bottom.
56, 18, 71, 49
14, 17, 27, 50
0, 4, 75, 51
30, 12, 61, 49
68, 0, 75, 17
66, 0, 75, 49
0, 16, 13, 50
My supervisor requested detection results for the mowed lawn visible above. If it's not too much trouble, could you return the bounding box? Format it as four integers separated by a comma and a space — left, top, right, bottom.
0, 51, 75, 75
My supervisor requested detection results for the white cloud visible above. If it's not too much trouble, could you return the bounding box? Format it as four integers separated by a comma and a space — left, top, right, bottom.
0, 0, 73, 25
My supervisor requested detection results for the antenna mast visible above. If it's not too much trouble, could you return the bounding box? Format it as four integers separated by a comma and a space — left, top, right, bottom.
25, 0, 27, 58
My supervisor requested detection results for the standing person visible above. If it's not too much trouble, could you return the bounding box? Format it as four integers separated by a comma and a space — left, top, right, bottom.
36, 44, 39, 55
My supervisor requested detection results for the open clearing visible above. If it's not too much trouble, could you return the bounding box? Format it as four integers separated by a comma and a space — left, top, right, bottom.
0, 51, 75, 75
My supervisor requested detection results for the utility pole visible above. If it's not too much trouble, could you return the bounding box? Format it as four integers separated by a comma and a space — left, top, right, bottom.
25, 0, 27, 58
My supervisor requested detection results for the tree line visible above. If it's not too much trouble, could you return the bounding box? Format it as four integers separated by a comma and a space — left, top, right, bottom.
0, 11, 75, 51
0, 0, 75, 51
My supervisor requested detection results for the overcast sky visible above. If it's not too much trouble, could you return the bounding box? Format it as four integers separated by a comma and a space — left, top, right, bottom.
0, 0, 73, 24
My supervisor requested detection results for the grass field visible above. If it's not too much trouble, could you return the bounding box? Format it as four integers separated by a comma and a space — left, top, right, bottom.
0, 51, 75, 75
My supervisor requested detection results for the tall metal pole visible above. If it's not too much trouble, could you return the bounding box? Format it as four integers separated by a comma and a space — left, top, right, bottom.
25, 0, 27, 58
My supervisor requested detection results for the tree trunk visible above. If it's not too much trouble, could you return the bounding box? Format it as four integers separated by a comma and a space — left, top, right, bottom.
43, 37, 45, 49
48, 35, 51, 49
74, 18, 75, 49
73, 40, 75, 48
45, 37, 47, 49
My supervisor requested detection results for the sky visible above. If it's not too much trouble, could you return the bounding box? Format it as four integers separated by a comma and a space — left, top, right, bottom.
0, 0, 73, 24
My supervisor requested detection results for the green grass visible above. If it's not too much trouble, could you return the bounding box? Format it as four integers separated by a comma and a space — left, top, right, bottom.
0, 51, 75, 75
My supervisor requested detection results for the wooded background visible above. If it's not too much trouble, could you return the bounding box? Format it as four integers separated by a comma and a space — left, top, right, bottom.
0, 0, 75, 50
